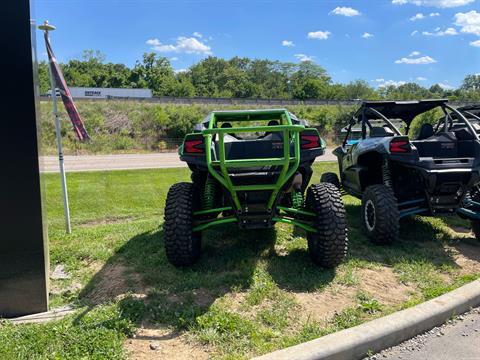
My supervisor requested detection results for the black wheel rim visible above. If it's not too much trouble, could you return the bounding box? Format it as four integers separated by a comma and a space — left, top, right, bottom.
365, 199, 376, 232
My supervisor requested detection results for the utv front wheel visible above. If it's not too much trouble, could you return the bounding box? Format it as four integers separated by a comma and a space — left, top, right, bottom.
320, 172, 340, 190
361, 185, 399, 245
305, 183, 348, 268
164, 182, 201, 267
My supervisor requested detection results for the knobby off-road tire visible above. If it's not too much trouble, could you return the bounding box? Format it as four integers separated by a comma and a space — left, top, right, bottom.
361, 184, 399, 245
320, 172, 341, 190
164, 182, 201, 267
305, 183, 348, 268
469, 187, 480, 241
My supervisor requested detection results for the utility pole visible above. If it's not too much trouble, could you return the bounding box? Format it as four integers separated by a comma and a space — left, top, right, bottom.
39, 21, 71, 234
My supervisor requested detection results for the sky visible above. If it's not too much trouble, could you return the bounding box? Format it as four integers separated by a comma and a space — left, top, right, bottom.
33, 0, 480, 89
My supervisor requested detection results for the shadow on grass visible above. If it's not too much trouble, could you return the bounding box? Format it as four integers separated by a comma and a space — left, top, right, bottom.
344, 202, 470, 269
75, 202, 480, 332
77, 225, 282, 330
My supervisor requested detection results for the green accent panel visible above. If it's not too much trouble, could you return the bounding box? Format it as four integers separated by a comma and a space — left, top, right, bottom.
193, 207, 232, 216
193, 217, 237, 232
272, 216, 317, 233
277, 206, 315, 217
211, 158, 296, 168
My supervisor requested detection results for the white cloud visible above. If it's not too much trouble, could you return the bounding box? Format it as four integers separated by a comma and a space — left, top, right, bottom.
374, 78, 386, 83
282, 40, 295, 47
174, 68, 188, 74
146, 36, 212, 55
362, 32, 374, 38
192, 32, 203, 39
410, 12, 441, 20
410, 13, 426, 21
471, 39, 480, 47
454, 11, 480, 36
295, 54, 315, 62
411, 30, 419, 36
438, 82, 454, 89
392, 0, 474, 8
409, 50, 421, 56
417, 76, 428, 81
308, 30, 331, 40
422, 27, 458, 36
376, 79, 408, 87
170, 57, 179, 61
395, 55, 437, 64
330, 6, 361, 17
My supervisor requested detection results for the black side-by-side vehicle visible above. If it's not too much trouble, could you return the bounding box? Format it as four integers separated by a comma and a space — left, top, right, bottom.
321, 99, 480, 244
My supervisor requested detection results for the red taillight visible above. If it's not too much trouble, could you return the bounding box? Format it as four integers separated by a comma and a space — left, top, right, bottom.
390, 139, 411, 153
301, 135, 320, 149
184, 139, 204, 153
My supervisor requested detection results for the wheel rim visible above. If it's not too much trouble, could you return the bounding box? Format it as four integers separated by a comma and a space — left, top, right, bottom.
365, 199, 376, 232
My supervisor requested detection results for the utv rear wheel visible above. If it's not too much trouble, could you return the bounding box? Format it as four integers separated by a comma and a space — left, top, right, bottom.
164, 182, 201, 267
361, 185, 399, 245
320, 172, 340, 190
305, 183, 348, 268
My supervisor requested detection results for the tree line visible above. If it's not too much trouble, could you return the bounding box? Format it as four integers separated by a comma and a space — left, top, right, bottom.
38, 50, 480, 101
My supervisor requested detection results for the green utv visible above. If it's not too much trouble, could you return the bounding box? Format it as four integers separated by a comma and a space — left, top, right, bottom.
163, 109, 348, 268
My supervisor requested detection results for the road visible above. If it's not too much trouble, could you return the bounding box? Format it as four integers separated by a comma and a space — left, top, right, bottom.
372, 307, 480, 360
40, 148, 337, 172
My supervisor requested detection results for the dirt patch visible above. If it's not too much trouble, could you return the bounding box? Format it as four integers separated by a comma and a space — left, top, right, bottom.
358, 267, 414, 305
166, 288, 217, 309
125, 326, 209, 360
449, 242, 480, 275
79, 215, 137, 227
449, 225, 472, 234
84, 262, 147, 304
294, 286, 357, 322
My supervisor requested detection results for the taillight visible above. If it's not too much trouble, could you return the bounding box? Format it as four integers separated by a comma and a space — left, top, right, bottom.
301, 135, 320, 149
389, 138, 411, 153
184, 139, 204, 153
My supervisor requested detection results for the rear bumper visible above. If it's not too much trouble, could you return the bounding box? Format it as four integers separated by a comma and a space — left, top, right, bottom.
405, 163, 480, 210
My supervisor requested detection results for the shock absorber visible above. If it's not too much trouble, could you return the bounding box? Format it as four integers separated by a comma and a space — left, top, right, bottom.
202, 175, 217, 210
291, 191, 304, 209
382, 158, 392, 188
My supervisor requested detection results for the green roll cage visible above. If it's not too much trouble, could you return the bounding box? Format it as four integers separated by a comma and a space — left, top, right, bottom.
181, 109, 325, 233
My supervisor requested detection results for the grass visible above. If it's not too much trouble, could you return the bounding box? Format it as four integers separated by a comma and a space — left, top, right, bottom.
2, 162, 480, 359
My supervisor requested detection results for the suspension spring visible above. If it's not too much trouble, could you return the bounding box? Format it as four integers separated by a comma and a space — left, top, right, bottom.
202, 176, 217, 210
291, 191, 304, 209
382, 159, 392, 188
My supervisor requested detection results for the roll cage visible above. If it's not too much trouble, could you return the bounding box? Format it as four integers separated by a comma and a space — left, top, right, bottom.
341, 100, 479, 146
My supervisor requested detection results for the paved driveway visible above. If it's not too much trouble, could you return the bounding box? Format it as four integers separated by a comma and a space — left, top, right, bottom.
40, 148, 337, 172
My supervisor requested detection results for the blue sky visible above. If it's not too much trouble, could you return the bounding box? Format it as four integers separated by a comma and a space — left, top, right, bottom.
34, 0, 479, 89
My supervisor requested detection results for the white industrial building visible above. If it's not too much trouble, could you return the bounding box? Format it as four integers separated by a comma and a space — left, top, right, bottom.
47, 87, 152, 99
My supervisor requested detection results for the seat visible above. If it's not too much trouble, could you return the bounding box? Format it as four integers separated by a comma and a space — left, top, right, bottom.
369, 126, 394, 138
417, 123, 434, 140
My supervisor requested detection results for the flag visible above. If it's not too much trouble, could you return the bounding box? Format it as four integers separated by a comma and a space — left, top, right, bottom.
44, 33, 90, 141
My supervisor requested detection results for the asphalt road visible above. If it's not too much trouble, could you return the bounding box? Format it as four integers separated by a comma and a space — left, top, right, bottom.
371, 307, 480, 360
40, 148, 337, 172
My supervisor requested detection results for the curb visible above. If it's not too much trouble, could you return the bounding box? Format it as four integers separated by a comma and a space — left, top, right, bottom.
254, 279, 480, 360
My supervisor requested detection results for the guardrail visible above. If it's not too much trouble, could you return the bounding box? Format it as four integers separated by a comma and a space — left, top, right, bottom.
38, 95, 478, 107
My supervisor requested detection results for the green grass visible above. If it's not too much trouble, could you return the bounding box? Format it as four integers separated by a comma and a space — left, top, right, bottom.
2, 162, 480, 359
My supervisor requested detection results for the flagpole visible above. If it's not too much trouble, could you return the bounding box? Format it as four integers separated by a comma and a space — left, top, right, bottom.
39, 21, 72, 234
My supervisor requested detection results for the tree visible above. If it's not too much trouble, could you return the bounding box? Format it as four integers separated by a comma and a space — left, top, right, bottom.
131, 53, 176, 96
37, 61, 51, 94
343, 80, 377, 100
461, 74, 480, 91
